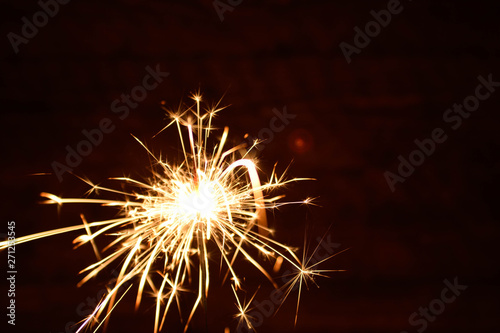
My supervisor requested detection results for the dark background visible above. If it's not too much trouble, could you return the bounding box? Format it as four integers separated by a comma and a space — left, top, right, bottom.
1, 0, 499, 332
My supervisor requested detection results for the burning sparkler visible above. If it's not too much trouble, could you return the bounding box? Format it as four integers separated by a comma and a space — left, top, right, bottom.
0, 93, 339, 332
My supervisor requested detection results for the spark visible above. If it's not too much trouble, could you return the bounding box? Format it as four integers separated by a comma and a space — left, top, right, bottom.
232, 285, 259, 332
278, 233, 349, 325
0, 93, 340, 332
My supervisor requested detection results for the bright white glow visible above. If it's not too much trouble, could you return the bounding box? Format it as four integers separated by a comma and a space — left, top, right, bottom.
178, 182, 217, 220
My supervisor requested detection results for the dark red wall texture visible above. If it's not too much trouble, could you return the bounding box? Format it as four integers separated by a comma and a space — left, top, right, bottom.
1, 1, 499, 332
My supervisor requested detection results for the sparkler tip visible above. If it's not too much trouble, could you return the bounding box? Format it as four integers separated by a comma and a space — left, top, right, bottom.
9, 94, 344, 333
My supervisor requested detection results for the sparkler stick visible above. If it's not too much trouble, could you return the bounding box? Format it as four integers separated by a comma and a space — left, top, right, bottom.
0, 93, 341, 332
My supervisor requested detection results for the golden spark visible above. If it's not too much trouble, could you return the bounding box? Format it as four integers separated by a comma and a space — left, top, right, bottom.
278, 234, 349, 325
0, 93, 339, 333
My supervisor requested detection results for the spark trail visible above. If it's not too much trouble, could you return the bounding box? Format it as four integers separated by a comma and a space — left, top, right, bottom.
1, 93, 339, 332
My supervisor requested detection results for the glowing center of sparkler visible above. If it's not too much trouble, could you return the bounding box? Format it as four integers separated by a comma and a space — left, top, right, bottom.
178, 182, 217, 219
